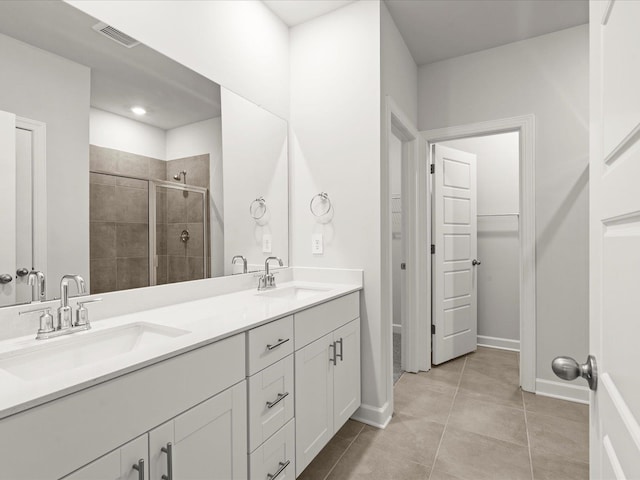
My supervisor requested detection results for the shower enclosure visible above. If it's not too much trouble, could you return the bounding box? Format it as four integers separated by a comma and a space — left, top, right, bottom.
89, 171, 209, 294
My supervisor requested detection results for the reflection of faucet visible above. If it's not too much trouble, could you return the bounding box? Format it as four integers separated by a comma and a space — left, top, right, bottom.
27, 270, 46, 302
258, 256, 283, 291
58, 275, 86, 330
232, 255, 248, 274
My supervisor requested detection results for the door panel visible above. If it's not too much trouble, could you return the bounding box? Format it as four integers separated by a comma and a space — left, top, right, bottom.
432, 144, 477, 364
0, 110, 16, 307
295, 332, 333, 476
333, 318, 361, 430
591, 0, 640, 477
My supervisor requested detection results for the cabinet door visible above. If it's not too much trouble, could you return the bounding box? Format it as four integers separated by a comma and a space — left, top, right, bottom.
63, 435, 147, 480
149, 381, 247, 480
295, 332, 334, 476
333, 318, 361, 430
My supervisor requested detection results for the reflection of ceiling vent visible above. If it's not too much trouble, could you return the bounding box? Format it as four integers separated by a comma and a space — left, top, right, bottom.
92, 22, 140, 48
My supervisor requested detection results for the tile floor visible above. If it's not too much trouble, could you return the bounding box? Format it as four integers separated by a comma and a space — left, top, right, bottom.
298, 347, 589, 480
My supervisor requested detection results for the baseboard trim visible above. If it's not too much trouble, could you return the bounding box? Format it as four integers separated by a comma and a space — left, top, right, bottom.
392, 324, 402, 335
351, 402, 392, 429
536, 378, 589, 404
477, 335, 520, 352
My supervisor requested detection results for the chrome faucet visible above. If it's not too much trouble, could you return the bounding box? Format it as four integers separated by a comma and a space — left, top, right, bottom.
258, 256, 283, 291
27, 270, 46, 302
58, 275, 87, 330
232, 255, 248, 274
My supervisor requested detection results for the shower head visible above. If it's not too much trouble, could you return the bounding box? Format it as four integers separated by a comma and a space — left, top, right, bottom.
173, 170, 187, 182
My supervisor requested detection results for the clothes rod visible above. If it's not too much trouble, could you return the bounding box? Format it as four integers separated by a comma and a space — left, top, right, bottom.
477, 213, 520, 217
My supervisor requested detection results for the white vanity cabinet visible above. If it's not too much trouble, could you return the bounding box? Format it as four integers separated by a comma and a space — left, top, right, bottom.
149, 381, 247, 480
63, 435, 148, 480
293, 293, 361, 476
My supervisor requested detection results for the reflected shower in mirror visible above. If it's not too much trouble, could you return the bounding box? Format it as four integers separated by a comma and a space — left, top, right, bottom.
0, 0, 288, 307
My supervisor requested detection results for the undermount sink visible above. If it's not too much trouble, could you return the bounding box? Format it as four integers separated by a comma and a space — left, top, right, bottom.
257, 286, 330, 301
0, 322, 189, 381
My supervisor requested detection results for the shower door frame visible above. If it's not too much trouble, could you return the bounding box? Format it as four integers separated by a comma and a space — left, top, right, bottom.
149, 179, 210, 286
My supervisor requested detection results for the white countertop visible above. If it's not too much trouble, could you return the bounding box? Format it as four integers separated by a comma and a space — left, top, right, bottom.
0, 280, 361, 420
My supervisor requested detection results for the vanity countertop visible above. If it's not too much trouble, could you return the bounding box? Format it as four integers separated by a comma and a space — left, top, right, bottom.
0, 280, 361, 420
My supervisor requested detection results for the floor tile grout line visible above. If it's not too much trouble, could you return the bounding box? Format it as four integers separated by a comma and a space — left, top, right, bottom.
321, 424, 365, 480
427, 356, 467, 480
522, 389, 535, 480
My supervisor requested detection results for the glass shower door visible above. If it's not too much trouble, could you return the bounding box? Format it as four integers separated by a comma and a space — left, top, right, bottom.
151, 181, 208, 286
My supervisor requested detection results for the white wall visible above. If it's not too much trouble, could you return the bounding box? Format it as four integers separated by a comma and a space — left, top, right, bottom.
90, 108, 166, 160
442, 132, 520, 345
66, 0, 289, 120
222, 88, 288, 274
0, 32, 90, 298
381, 2, 418, 126
166, 117, 224, 277
290, 1, 385, 424
419, 26, 589, 386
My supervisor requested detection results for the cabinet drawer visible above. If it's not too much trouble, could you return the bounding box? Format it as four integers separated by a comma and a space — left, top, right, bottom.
247, 355, 294, 452
247, 315, 293, 375
294, 292, 359, 349
249, 419, 295, 480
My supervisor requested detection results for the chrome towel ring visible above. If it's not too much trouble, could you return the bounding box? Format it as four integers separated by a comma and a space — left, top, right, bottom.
250, 197, 267, 220
310, 192, 332, 217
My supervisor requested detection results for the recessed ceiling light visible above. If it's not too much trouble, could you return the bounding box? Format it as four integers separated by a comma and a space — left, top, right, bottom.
131, 106, 146, 115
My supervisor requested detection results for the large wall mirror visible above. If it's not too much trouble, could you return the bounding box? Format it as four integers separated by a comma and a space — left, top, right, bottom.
0, 1, 288, 308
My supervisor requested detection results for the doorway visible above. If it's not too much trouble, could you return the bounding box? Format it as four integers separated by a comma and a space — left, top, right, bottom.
431, 132, 520, 365
422, 114, 536, 391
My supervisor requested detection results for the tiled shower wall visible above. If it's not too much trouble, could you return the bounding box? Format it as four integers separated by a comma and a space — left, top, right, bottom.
89, 145, 210, 294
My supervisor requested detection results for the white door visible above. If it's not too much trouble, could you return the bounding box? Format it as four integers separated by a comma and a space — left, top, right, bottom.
15, 127, 33, 303
588, 0, 640, 477
0, 110, 16, 307
432, 144, 478, 365
333, 318, 361, 430
63, 435, 148, 480
295, 332, 334, 476
149, 382, 248, 480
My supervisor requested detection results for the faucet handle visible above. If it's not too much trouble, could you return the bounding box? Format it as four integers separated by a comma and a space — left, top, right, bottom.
20, 307, 55, 337
75, 298, 102, 327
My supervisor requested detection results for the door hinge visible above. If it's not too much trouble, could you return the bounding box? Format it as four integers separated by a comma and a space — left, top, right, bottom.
431, 244, 435, 254
430, 164, 435, 174
400, 263, 406, 270
431, 324, 436, 334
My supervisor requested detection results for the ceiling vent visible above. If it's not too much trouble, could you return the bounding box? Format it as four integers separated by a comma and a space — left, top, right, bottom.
92, 22, 140, 48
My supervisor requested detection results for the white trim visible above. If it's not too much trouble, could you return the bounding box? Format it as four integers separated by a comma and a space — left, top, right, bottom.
421, 114, 536, 393
383, 95, 426, 421
392, 324, 402, 335
351, 402, 392, 429
535, 378, 589, 404
16, 117, 47, 292
477, 335, 520, 352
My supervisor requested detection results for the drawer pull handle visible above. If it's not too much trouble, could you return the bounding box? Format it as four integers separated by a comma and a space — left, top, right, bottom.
132, 459, 144, 480
266, 391, 289, 409
329, 341, 337, 366
266, 338, 290, 350
336, 337, 344, 361
161, 442, 173, 480
267, 460, 291, 480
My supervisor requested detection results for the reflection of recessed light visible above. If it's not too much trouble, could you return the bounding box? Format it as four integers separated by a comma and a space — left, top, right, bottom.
131, 106, 146, 115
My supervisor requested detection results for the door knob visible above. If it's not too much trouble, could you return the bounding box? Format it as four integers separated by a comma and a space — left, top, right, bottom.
16, 268, 29, 277
472, 259, 481, 266
552, 354, 597, 391
0, 274, 13, 284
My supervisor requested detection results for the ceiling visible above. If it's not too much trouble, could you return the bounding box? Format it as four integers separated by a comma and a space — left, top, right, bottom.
264, 0, 355, 26
0, 1, 220, 130
385, 0, 589, 66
